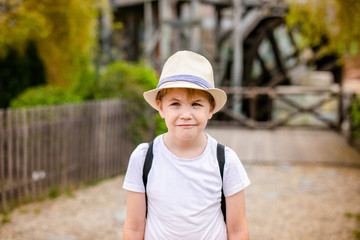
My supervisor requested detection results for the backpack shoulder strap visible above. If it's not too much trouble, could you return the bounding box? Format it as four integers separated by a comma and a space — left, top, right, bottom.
142, 141, 154, 188
142, 141, 154, 217
217, 143, 226, 222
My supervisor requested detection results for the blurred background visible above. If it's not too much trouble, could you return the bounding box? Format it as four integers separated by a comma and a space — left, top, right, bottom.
0, 0, 360, 239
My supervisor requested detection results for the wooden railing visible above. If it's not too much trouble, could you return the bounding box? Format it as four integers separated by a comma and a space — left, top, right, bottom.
218, 84, 347, 129
0, 99, 135, 213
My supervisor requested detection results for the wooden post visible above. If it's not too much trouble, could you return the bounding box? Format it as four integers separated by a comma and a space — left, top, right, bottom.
35, 108, 41, 197
40, 108, 47, 194
29, 109, 35, 202
99, 0, 113, 63
90, 102, 97, 182
144, 1, 154, 63
67, 105, 75, 186
190, 0, 200, 52
15, 110, 21, 206
61, 106, 68, 191
98, 101, 106, 179
82, 103, 90, 182
6, 109, 13, 210
232, 0, 243, 113
22, 109, 29, 202
160, 0, 172, 65
214, 6, 223, 86
337, 84, 344, 130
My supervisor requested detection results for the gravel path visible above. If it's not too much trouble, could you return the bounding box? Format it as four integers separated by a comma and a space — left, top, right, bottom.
1, 164, 360, 240
246, 164, 360, 240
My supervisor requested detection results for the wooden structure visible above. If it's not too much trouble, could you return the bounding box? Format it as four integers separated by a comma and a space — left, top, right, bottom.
0, 100, 135, 214
107, 0, 345, 128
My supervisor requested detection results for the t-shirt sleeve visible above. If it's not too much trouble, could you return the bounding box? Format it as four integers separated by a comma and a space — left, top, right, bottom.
122, 143, 149, 193
223, 147, 250, 197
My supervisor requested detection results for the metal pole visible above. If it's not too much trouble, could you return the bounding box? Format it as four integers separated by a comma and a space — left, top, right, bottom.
232, 0, 243, 114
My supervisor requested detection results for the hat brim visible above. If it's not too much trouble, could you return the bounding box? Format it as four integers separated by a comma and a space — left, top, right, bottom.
143, 81, 227, 114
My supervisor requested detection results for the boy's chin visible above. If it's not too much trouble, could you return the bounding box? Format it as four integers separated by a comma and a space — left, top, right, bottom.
174, 131, 206, 141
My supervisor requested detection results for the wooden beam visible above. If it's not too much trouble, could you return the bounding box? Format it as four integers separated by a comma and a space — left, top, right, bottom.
231, 0, 243, 113
144, 1, 153, 63
221, 85, 341, 95
159, 0, 172, 65
190, 0, 200, 52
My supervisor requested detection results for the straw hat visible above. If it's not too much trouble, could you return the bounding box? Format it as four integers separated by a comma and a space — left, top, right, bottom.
143, 50, 227, 113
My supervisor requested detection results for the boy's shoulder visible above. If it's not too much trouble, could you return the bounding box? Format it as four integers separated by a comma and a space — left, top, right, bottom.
130, 142, 150, 163
133, 134, 163, 155
134, 142, 150, 152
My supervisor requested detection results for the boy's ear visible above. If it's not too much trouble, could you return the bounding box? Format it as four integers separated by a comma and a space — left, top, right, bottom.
208, 110, 214, 120
156, 100, 165, 118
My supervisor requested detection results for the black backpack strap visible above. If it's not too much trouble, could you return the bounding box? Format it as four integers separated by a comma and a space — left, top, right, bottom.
142, 141, 154, 218
217, 143, 226, 222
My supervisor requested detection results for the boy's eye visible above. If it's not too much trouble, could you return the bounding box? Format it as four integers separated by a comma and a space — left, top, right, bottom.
192, 102, 202, 107
170, 102, 180, 106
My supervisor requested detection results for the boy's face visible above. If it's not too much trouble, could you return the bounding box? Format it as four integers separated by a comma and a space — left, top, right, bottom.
156, 88, 214, 142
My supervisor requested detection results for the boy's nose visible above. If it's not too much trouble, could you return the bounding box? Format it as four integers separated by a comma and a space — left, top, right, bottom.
180, 106, 192, 119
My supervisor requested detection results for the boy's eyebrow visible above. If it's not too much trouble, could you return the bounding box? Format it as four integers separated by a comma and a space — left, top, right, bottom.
192, 98, 205, 102
167, 97, 205, 102
168, 97, 181, 102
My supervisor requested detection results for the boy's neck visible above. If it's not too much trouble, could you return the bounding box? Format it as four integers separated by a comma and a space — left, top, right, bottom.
162, 132, 208, 159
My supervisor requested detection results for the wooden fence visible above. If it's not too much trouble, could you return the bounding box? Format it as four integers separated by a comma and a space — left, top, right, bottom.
0, 99, 135, 214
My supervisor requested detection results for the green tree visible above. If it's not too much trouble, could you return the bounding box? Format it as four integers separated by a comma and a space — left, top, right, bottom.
286, 0, 360, 57
0, 41, 46, 108
0, 0, 105, 87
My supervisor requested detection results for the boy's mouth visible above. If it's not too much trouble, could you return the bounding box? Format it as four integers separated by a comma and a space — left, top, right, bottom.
177, 124, 196, 128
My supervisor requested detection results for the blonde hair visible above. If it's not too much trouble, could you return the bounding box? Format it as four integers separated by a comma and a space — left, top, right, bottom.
156, 88, 215, 111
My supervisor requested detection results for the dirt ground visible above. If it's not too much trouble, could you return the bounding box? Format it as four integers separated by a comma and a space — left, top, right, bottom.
1, 163, 360, 240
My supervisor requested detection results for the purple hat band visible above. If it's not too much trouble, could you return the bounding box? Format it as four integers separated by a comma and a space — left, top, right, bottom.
157, 75, 213, 89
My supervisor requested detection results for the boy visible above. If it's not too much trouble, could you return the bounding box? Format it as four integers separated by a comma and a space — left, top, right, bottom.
123, 51, 250, 240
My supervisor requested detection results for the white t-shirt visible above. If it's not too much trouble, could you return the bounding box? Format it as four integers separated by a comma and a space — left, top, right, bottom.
123, 134, 250, 240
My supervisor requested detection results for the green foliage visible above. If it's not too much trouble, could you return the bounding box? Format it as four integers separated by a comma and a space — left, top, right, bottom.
70, 65, 98, 101
33, 0, 100, 87
354, 230, 360, 240
1, 213, 11, 225
345, 212, 360, 239
0, 0, 104, 87
0, 41, 46, 108
155, 114, 167, 136
0, 1, 49, 54
9, 85, 83, 108
48, 188, 60, 200
286, 0, 331, 52
33, 208, 41, 214
95, 61, 158, 99
286, 0, 360, 57
336, 0, 360, 56
351, 95, 360, 139
96, 60, 165, 144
